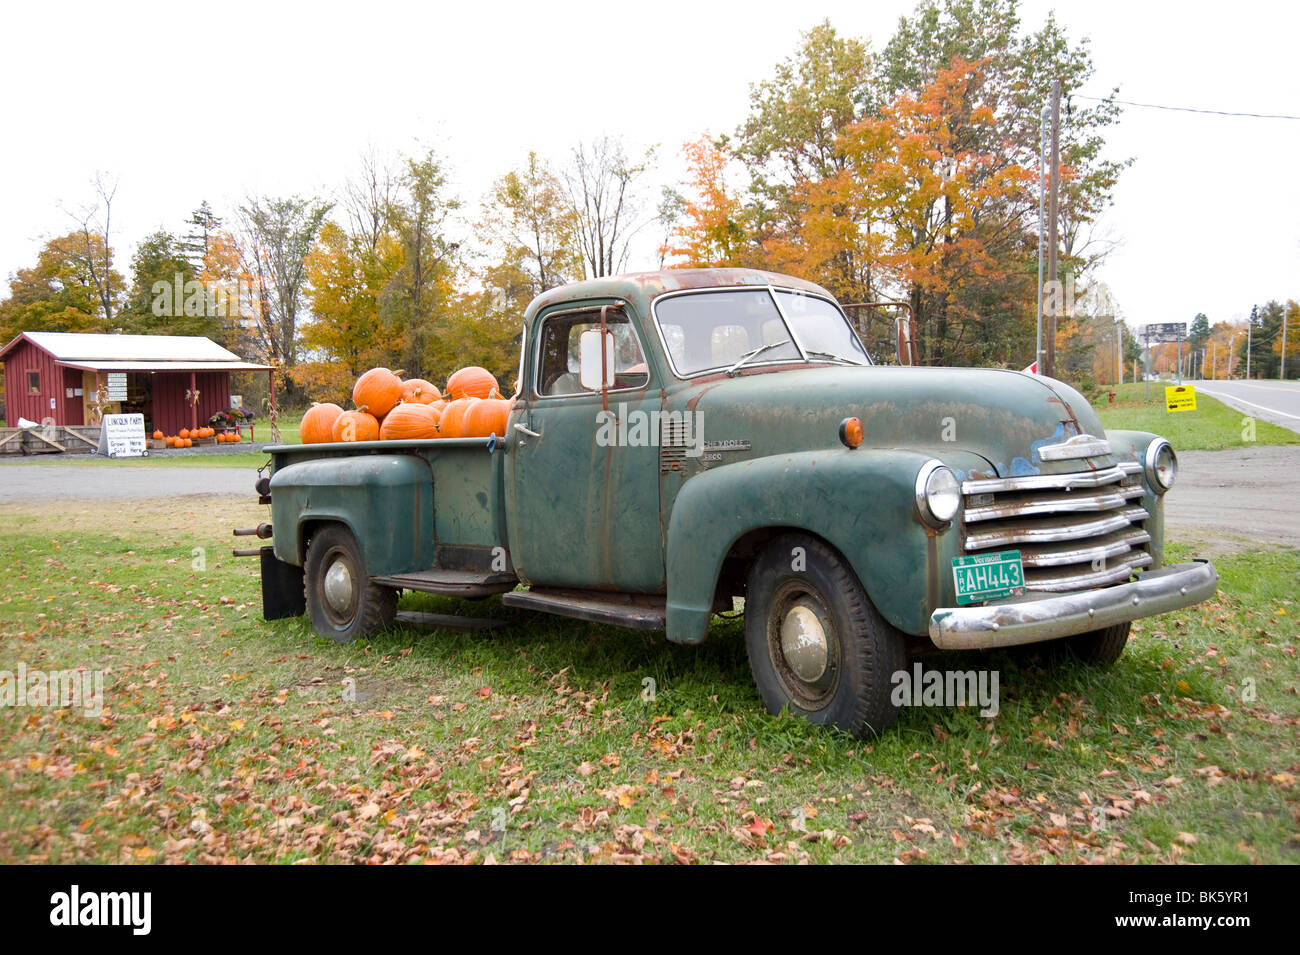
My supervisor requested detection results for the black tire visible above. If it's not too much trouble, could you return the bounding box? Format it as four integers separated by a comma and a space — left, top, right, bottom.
304, 525, 397, 643
743, 534, 905, 738
1060, 621, 1131, 666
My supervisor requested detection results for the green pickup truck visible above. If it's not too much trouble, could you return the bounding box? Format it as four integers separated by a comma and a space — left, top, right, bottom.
247, 268, 1217, 737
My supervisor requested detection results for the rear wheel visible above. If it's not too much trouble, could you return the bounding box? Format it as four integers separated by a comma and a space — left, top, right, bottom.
743, 534, 905, 738
304, 525, 397, 643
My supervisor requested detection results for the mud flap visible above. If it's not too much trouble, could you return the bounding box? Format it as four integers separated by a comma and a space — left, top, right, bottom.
261, 546, 306, 620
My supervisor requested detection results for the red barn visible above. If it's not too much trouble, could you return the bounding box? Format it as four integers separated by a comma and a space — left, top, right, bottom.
0, 332, 270, 434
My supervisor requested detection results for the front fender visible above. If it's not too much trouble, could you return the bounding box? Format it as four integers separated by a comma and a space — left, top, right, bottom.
269, 454, 434, 576
664, 449, 982, 644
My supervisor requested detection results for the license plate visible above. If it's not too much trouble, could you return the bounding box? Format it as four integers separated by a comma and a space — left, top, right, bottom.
952, 551, 1025, 605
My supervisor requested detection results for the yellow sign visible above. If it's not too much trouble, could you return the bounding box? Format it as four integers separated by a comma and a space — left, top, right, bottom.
1166, 384, 1197, 413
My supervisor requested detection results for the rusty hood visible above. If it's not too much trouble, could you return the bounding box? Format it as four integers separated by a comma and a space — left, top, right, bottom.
672, 365, 1111, 479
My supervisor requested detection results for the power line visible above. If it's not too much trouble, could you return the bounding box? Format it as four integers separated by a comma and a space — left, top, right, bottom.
1075, 94, 1300, 121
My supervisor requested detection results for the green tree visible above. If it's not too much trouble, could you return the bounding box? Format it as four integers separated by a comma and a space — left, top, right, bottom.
0, 232, 122, 341
119, 230, 223, 337
480, 152, 581, 299
239, 194, 334, 374
384, 150, 460, 379
181, 201, 222, 273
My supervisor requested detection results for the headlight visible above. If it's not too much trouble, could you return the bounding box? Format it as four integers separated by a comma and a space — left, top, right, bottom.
915, 460, 961, 527
1144, 439, 1177, 492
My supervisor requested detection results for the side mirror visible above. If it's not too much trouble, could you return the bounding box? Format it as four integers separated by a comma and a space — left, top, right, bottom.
579, 328, 616, 391
895, 316, 913, 366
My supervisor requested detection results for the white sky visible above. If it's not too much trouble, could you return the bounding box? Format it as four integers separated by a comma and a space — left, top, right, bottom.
1, 0, 1296, 339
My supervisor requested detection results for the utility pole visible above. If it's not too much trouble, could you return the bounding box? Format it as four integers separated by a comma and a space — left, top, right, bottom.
1228, 333, 1237, 379
1035, 104, 1048, 374
1116, 322, 1122, 384
1211, 343, 1216, 380
1283, 307, 1290, 379
1246, 321, 1252, 379
1044, 79, 1062, 379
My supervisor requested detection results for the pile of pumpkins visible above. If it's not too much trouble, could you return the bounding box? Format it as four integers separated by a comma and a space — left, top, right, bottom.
152, 426, 239, 448
300, 366, 514, 445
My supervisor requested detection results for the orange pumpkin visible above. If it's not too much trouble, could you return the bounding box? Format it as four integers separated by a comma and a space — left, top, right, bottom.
353, 368, 404, 418
164, 436, 175, 447
152, 429, 164, 440
461, 396, 513, 438
445, 366, 499, 401
179, 428, 190, 439
379, 402, 439, 440
332, 409, 379, 443
234, 433, 242, 443
399, 378, 441, 405
301, 401, 344, 444
436, 397, 479, 438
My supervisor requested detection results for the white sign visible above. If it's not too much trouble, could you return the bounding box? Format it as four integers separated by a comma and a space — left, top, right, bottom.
97, 413, 148, 458
106, 372, 128, 401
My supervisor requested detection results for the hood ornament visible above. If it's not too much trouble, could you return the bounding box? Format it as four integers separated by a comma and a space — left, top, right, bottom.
1039, 433, 1111, 462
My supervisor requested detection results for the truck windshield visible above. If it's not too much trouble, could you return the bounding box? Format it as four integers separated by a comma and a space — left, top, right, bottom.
654, 287, 869, 377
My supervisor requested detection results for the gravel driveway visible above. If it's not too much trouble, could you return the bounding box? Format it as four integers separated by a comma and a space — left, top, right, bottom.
0, 464, 259, 502
2, 449, 1296, 556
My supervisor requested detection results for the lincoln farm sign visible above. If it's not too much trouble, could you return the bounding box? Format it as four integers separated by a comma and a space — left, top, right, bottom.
97, 413, 148, 458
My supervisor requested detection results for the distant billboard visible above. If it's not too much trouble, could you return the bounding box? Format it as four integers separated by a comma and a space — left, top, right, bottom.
1141, 322, 1186, 344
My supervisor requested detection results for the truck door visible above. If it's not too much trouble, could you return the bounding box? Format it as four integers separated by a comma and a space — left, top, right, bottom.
505, 303, 665, 592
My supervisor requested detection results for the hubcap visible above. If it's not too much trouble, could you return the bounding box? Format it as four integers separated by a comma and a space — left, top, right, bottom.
323, 557, 355, 615
780, 603, 829, 683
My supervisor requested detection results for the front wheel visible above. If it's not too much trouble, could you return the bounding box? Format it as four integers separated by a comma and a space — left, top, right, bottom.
1059, 621, 1130, 666
743, 534, 905, 738
304, 525, 397, 643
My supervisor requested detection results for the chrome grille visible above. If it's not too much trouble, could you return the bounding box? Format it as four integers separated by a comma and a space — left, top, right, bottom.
961, 462, 1151, 594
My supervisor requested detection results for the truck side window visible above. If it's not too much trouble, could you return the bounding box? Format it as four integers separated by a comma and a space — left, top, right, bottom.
536, 310, 650, 397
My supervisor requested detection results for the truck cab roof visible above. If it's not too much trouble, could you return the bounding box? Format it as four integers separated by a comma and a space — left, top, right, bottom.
523, 268, 833, 321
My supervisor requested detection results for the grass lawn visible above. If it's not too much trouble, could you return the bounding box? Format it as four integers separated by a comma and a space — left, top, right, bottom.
1, 496, 1295, 864
1097, 383, 1300, 451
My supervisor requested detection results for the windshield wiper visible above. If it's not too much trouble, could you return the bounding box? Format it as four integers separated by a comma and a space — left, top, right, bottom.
805, 350, 867, 366
725, 339, 790, 377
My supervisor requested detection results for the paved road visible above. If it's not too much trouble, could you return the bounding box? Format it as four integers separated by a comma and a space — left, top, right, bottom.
1193, 379, 1300, 433
0, 464, 258, 502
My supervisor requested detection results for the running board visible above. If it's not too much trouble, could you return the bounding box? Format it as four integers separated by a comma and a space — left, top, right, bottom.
501, 588, 666, 630
372, 568, 518, 598
395, 610, 507, 632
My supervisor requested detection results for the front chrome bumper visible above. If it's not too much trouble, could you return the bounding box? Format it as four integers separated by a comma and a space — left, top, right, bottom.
928, 560, 1218, 650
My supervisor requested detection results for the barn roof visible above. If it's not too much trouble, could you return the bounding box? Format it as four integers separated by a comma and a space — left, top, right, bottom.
0, 331, 269, 370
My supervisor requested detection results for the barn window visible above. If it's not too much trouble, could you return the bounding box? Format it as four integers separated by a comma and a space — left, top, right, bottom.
27, 371, 40, 394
